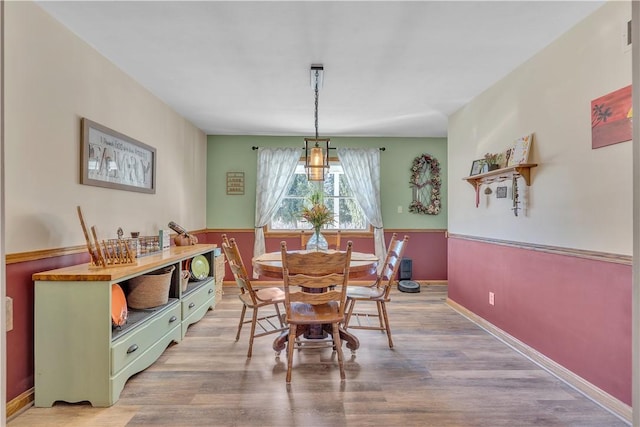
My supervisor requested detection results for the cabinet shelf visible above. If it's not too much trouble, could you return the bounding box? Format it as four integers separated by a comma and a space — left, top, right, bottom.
33, 244, 219, 408
463, 163, 538, 190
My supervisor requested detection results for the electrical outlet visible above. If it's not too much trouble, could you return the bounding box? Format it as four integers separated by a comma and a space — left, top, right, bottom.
397, 205, 403, 214
489, 292, 495, 306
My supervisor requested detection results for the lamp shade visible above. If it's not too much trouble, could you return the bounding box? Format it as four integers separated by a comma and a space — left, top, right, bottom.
304, 138, 329, 181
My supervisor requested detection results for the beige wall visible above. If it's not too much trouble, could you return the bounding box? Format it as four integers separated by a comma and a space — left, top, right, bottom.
448, 1, 632, 255
4, 2, 207, 254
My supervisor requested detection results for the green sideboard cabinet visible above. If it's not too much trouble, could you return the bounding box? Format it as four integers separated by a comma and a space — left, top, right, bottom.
33, 244, 218, 407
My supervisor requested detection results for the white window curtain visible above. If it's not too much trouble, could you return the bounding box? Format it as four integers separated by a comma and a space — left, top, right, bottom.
253, 147, 300, 277
337, 147, 386, 268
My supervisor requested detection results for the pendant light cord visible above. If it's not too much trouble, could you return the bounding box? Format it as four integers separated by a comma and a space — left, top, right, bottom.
314, 69, 320, 141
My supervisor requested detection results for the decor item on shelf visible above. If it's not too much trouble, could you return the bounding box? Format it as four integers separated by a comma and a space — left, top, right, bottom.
77, 206, 137, 268
408, 153, 441, 215
507, 133, 533, 166
111, 283, 128, 328
462, 163, 537, 211
300, 198, 334, 251
180, 270, 190, 292
469, 159, 484, 176
168, 221, 198, 246
304, 65, 330, 181
189, 255, 210, 281
158, 229, 171, 250
482, 152, 503, 172
501, 148, 513, 168
512, 176, 520, 217
127, 265, 175, 309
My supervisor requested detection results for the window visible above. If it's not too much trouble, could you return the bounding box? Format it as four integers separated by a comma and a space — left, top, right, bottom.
270, 162, 368, 231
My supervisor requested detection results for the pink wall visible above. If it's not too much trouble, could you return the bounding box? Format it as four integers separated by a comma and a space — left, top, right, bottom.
448, 236, 631, 405
208, 230, 448, 283
6, 252, 89, 401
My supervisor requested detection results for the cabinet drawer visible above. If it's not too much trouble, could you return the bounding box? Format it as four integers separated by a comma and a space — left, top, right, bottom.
111, 303, 181, 375
182, 280, 215, 319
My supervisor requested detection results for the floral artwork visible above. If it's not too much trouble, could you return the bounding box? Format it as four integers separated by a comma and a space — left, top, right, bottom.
591, 85, 632, 149
507, 134, 533, 166
409, 153, 441, 215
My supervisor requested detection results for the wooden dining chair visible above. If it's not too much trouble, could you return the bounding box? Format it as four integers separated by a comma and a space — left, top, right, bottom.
221, 235, 287, 358
300, 229, 341, 250
280, 240, 353, 383
343, 233, 409, 348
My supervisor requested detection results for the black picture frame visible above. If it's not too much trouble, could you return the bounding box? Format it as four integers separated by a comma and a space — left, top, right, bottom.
469, 159, 484, 176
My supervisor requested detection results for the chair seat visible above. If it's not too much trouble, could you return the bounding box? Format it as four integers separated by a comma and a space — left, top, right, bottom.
287, 301, 343, 324
239, 287, 285, 306
346, 285, 386, 300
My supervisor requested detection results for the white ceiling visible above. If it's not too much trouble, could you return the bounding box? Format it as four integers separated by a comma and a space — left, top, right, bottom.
36, 1, 605, 138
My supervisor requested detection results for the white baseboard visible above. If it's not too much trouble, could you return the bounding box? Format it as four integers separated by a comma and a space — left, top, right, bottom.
447, 298, 632, 425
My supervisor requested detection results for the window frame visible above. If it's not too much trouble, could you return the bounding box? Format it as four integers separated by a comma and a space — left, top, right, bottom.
265, 157, 373, 237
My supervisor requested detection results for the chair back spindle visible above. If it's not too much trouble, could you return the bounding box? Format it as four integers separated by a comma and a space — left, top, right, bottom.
280, 240, 353, 383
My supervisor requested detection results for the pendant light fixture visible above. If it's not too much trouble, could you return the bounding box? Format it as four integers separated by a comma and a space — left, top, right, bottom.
305, 65, 330, 181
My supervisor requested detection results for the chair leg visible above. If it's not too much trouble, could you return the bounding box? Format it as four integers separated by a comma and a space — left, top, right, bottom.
247, 308, 259, 358
376, 300, 385, 329
275, 303, 285, 327
332, 322, 345, 381
380, 301, 393, 348
286, 324, 297, 384
235, 305, 247, 341
343, 298, 356, 331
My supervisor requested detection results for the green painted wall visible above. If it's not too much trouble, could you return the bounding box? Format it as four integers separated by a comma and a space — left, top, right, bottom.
207, 135, 447, 230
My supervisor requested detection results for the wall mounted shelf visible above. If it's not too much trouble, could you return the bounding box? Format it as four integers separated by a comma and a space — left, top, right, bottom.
463, 163, 537, 209
463, 163, 538, 191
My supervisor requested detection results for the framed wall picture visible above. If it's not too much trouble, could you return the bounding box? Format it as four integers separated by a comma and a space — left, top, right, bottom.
591, 85, 632, 149
226, 172, 245, 195
469, 159, 484, 176
80, 118, 156, 194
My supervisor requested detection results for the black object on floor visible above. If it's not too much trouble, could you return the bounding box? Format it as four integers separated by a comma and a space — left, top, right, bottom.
398, 280, 420, 293
399, 258, 412, 280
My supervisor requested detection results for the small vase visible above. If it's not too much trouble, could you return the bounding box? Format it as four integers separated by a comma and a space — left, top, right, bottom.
306, 229, 329, 251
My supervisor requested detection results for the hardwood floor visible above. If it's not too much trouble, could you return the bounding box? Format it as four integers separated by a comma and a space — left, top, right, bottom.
9, 285, 628, 427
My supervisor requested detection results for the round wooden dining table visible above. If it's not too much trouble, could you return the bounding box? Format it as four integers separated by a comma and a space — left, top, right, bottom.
252, 250, 379, 279
252, 250, 379, 354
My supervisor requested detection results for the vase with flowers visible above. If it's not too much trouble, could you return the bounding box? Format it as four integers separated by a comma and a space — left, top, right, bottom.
483, 152, 503, 172
300, 195, 335, 251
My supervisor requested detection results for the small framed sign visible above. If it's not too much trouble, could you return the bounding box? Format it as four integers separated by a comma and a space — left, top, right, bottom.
469, 159, 484, 176
496, 186, 508, 198
226, 172, 245, 195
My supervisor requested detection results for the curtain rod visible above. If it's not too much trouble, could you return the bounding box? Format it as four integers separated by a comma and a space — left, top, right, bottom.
251, 146, 385, 151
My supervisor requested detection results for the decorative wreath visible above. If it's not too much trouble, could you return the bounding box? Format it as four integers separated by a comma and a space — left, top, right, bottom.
409, 153, 441, 215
